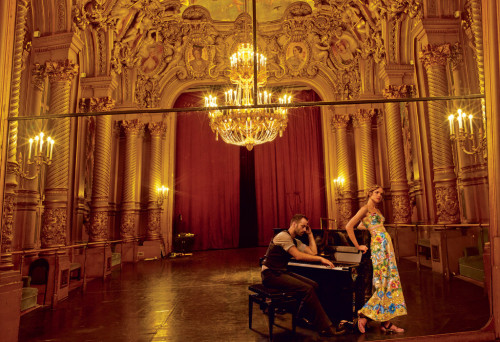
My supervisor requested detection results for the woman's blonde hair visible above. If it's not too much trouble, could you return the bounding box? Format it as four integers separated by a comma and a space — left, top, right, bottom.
366, 184, 383, 202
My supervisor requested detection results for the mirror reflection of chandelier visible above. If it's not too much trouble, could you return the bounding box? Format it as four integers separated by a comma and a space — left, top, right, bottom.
205, 43, 291, 151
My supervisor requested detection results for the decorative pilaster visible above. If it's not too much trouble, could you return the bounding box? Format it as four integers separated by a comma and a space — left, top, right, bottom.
147, 122, 167, 240
41, 60, 79, 248
1, 0, 30, 270
332, 115, 354, 228
419, 44, 460, 223
383, 85, 414, 223
81, 97, 116, 242
353, 109, 378, 193
120, 119, 144, 241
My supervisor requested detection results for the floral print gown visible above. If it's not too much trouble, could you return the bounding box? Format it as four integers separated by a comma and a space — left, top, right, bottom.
358, 212, 407, 321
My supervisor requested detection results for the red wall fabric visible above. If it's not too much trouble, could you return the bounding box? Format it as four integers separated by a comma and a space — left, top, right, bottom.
174, 92, 241, 250
254, 90, 326, 246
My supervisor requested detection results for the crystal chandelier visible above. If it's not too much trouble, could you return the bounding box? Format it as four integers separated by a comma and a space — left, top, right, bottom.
205, 43, 291, 151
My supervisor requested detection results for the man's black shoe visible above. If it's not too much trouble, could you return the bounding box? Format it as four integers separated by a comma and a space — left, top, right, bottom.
318, 326, 336, 337
318, 324, 347, 337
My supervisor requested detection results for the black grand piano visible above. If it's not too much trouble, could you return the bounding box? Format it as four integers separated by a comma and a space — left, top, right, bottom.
272, 227, 373, 324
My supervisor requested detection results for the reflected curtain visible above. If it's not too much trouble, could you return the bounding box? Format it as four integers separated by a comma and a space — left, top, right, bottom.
254, 90, 326, 246
174, 92, 240, 250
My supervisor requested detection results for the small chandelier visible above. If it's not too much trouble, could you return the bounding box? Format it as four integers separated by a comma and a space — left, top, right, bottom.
205, 43, 291, 151
448, 107, 487, 159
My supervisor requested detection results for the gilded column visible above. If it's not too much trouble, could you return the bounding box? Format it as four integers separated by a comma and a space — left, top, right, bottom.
41, 60, 79, 248
1, 0, 29, 270
354, 109, 378, 193
120, 119, 144, 241
147, 122, 167, 241
419, 44, 460, 223
332, 115, 354, 228
383, 85, 413, 223
83, 97, 115, 243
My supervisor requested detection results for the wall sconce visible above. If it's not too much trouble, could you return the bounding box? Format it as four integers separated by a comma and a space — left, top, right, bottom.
448, 108, 486, 159
333, 177, 345, 198
17, 132, 54, 180
157, 185, 169, 206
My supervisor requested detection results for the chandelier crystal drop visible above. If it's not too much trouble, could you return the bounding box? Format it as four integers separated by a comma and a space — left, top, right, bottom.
205, 43, 291, 151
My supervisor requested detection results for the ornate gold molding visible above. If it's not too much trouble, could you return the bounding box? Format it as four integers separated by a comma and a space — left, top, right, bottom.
32, 63, 46, 91
148, 121, 167, 136
354, 108, 378, 124
120, 211, 136, 240
80, 96, 116, 113
383, 84, 415, 99
419, 43, 452, 68
392, 193, 411, 223
89, 211, 109, 242
121, 119, 144, 135
41, 208, 67, 248
45, 59, 79, 83
147, 210, 162, 240
435, 185, 460, 223
331, 115, 350, 130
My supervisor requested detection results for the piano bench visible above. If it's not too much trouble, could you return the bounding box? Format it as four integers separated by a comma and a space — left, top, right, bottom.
248, 283, 299, 340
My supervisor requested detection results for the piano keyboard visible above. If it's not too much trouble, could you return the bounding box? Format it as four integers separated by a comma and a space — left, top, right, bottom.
287, 261, 351, 271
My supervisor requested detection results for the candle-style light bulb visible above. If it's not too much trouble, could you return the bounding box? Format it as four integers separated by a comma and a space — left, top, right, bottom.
34, 136, 39, 156
448, 114, 455, 135
28, 138, 33, 160
468, 114, 474, 134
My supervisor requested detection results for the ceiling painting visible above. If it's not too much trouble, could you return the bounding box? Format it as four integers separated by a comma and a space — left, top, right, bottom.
181, 0, 316, 22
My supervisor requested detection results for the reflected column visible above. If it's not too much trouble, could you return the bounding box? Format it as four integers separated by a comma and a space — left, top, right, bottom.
41, 60, 79, 249
354, 109, 377, 198
383, 85, 413, 223
87, 97, 115, 243
120, 119, 144, 241
147, 122, 167, 241
332, 114, 354, 228
419, 44, 460, 223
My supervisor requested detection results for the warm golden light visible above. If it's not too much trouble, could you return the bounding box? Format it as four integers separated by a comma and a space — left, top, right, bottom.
157, 185, 169, 206
448, 108, 486, 158
333, 177, 345, 197
205, 43, 290, 151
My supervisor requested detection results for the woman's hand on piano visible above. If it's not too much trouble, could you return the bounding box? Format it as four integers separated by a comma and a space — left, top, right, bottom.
357, 245, 368, 254
319, 257, 335, 268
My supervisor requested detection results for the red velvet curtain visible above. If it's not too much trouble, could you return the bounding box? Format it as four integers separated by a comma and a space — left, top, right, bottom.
174, 92, 240, 250
254, 90, 326, 246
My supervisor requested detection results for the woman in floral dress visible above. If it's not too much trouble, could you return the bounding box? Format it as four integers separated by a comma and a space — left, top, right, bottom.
345, 185, 407, 333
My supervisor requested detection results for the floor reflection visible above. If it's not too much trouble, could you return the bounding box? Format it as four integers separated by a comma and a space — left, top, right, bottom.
19, 247, 490, 341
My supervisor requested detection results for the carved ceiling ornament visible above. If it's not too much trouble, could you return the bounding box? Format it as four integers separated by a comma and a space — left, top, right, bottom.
81, 0, 426, 106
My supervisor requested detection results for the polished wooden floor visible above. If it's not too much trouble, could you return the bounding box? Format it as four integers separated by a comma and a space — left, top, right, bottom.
18, 247, 490, 341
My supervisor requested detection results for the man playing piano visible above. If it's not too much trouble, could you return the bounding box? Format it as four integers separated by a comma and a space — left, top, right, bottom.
261, 214, 344, 337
